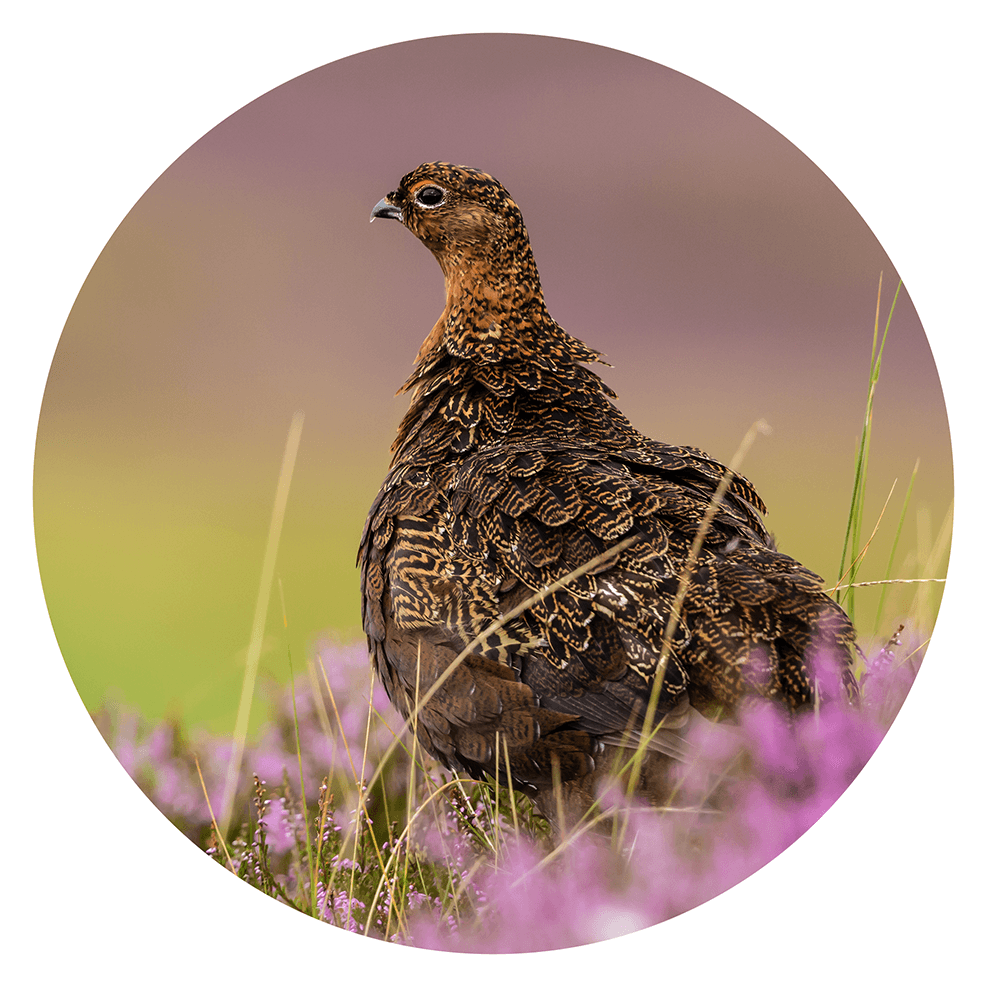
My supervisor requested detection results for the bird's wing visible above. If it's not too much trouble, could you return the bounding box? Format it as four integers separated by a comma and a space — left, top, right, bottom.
359, 435, 854, 784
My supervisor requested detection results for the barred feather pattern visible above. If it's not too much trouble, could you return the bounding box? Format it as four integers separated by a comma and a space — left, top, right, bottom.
360, 163, 859, 812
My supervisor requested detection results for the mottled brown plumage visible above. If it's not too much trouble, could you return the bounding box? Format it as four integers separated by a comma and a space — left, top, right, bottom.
360, 162, 858, 826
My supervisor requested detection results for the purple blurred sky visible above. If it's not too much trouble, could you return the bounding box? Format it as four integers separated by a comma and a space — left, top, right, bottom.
34, 34, 951, 727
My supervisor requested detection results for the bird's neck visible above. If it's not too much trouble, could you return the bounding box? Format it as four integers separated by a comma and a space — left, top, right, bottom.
409, 246, 546, 366
389, 255, 639, 465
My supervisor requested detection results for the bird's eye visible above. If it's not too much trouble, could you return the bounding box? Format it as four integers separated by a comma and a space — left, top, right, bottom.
415, 185, 445, 208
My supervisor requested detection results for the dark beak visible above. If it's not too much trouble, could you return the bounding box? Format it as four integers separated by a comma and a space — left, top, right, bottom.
370, 196, 403, 223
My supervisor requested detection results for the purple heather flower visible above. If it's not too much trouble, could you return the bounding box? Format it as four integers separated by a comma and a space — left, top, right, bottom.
94, 634, 925, 950
259, 797, 295, 855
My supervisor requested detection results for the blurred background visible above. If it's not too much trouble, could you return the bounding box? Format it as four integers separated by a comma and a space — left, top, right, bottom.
34, 34, 951, 735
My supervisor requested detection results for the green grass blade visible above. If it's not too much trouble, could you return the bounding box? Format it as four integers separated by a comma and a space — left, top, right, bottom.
836, 277, 901, 622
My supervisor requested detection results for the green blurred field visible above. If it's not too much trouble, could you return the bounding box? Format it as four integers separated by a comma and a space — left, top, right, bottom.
34, 398, 950, 735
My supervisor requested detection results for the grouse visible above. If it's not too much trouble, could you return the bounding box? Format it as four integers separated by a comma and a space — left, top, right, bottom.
360, 162, 859, 828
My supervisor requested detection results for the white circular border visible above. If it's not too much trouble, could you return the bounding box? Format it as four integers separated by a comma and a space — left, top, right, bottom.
0, 2, 987, 985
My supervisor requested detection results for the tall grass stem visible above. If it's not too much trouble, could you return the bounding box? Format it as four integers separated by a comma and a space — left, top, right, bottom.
220, 410, 305, 836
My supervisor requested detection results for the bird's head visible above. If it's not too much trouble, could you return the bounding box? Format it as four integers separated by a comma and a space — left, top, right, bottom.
372, 163, 606, 387
370, 162, 539, 289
